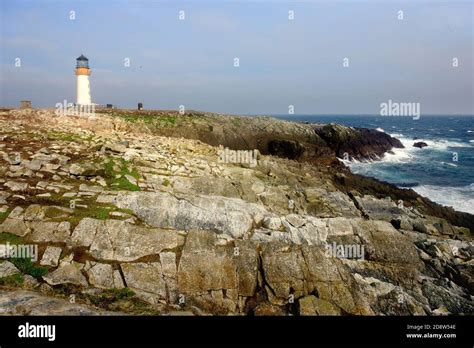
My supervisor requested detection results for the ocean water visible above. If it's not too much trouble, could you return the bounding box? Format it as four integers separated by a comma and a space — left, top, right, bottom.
273, 115, 474, 214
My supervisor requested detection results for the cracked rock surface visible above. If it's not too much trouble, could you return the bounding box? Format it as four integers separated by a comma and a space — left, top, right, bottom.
0, 109, 472, 315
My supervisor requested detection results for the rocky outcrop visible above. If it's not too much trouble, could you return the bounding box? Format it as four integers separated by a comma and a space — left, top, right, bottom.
315, 124, 404, 160
0, 108, 472, 317
413, 141, 428, 148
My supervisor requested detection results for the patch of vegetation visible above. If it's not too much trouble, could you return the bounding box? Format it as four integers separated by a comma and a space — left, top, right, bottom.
0, 208, 12, 224
9, 257, 48, 279
48, 202, 111, 229
109, 112, 177, 126
0, 273, 24, 287
46, 131, 84, 142
41, 194, 136, 229
158, 115, 177, 125
0, 232, 24, 245
50, 284, 156, 314
31, 192, 71, 206
115, 208, 135, 216
112, 177, 140, 191
231, 117, 242, 127
86, 287, 135, 307
0, 233, 44, 281
44, 206, 70, 219
162, 178, 170, 187
103, 158, 140, 191
52, 283, 83, 297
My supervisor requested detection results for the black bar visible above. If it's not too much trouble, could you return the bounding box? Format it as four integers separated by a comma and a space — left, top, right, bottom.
0, 315, 472, 346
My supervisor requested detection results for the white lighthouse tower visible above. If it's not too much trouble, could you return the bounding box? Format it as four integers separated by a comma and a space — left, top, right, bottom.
75, 55, 92, 105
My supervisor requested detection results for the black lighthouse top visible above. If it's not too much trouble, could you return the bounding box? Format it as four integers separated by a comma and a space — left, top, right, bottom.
76, 54, 89, 68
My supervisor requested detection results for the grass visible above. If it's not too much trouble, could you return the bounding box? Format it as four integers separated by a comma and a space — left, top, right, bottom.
0, 273, 24, 286
45, 200, 135, 230
0, 232, 24, 244
103, 158, 140, 191
108, 112, 178, 126
0, 233, 47, 279
56, 286, 156, 313
83, 287, 137, 309
0, 232, 46, 282
50, 285, 156, 313
9, 257, 48, 279
46, 131, 84, 142
231, 118, 242, 127
0, 208, 11, 224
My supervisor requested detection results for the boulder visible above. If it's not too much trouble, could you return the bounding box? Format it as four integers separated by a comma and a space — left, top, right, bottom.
114, 192, 267, 239
85, 262, 123, 289
353, 220, 421, 264
43, 264, 88, 287
40, 246, 62, 267
413, 142, 428, 148
0, 261, 21, 278
69, 163, 104, 177
121, 262, 167, 302
27, 221, 70, 243
0, 207, 30, 236
4, 181, 28, 192
71, 218, 182, 262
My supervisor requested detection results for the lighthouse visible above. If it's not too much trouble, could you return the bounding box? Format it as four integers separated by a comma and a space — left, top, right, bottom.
75, 55, 91, 105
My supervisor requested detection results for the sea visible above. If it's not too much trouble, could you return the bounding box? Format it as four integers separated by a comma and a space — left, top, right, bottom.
273, 115, 474, 215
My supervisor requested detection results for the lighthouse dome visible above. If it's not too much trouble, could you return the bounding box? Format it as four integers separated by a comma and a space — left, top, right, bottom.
76, 55, 89, 68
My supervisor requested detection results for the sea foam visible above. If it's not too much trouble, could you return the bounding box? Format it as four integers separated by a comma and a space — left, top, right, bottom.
412, 184, 474, 215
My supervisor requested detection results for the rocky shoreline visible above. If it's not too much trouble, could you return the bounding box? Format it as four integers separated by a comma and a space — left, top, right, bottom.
0, 108, 472, 316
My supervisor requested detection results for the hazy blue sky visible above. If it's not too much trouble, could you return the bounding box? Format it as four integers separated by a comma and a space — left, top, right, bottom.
1, 0, 473, 115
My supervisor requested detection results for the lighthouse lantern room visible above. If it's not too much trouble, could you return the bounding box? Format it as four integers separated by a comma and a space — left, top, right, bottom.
75, 54, 92, 105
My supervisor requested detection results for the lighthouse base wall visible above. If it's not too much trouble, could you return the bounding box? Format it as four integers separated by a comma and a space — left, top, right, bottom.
77, 75, 91, 105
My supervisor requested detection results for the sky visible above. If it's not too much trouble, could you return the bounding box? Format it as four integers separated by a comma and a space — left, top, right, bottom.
0, 0, 473, 115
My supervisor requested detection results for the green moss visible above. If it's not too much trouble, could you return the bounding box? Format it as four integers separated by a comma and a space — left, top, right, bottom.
162, 178, 170, 187
0, 273, 24, 287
